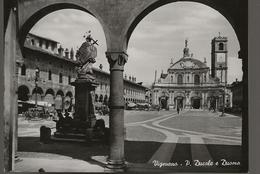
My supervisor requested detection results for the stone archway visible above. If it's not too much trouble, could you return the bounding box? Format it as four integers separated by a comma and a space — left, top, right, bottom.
125, 1, 247, 171
17, 1, 107, 51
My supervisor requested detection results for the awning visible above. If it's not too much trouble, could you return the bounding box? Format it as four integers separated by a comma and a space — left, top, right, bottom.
18, 100, 52, 107
127, 102, 136, 107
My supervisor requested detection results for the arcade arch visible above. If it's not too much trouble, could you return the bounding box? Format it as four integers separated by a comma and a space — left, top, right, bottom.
45, 88, 55, 104
18, 85, 30, 101
32, 87, 44, 101
18, 2, 107, 50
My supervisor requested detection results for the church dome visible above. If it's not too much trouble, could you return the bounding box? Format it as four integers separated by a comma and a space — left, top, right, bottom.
169, 58, 208, 70
168, 39, 208, 70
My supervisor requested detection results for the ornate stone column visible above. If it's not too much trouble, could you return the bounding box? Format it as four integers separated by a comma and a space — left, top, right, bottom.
106, 51, 128, 169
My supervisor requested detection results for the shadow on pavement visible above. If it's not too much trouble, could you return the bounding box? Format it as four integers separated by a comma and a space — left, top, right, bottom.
18, 137, 244, 172
18, 136, 109, 167
125, 140, 244, 172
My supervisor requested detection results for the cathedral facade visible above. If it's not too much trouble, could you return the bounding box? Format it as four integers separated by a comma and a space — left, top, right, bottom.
152, 36, 231, 110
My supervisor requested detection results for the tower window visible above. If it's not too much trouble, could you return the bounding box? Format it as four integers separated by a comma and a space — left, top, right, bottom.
48, 70, 52, 80
219, 43, 224, 50
68, 75, 71, 84
177, 74, 183, 84
59, 73, 63, 83
21, 64, 26, 76
35, 67, 40, 77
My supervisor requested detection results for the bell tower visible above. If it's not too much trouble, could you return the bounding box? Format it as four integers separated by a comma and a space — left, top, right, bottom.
211, 33, 228, 84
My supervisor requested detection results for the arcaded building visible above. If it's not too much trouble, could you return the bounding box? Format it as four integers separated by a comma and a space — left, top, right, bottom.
152, 36, 231, 110
18, 33, 146, 112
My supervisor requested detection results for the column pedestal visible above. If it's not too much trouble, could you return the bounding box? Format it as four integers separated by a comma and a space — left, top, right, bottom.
53, 78, 98, 141
71, 78, 98, 127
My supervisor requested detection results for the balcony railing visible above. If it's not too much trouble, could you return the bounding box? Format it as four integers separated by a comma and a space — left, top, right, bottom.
153, 82, 225, 88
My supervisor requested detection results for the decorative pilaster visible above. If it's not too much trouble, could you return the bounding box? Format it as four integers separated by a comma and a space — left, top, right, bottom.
106, 51, 128, 169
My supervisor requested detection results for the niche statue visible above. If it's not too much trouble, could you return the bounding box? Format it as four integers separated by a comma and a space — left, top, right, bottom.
75, 31, 98, 80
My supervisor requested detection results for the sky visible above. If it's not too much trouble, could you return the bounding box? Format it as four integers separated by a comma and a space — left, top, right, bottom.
30, 2, 242, 86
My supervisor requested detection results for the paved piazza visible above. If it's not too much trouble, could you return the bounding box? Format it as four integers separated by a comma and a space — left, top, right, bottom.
17, 110, 242, 172
125, 110, 241, 145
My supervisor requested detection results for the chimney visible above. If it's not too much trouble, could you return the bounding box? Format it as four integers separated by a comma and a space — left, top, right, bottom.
65, 48, 69, 58
70, 48, 74, 59
58, 45, 64, 57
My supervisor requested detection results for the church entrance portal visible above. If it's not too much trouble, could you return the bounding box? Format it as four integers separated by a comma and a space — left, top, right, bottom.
192, 98, 201, 109
176, 97, 184, 109
160, 96, 168, 109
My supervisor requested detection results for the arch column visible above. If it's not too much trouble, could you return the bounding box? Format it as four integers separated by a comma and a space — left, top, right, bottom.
106, 51, 128, 169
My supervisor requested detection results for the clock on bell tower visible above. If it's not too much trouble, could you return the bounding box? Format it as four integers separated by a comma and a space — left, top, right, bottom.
211, 34, 228, 84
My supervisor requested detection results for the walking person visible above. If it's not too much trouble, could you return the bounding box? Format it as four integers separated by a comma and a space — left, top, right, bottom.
177, 105, 180, 114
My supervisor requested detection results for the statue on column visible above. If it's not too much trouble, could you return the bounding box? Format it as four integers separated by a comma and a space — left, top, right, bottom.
75, 31, 98, 80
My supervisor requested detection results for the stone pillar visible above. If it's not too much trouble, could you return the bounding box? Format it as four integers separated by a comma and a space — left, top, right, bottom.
4, 8, 17, 171
240, 48, 248, 171
106, 51, 128, 169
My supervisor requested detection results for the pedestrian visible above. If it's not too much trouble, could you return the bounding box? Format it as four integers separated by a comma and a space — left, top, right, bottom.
177, 105, 180, 114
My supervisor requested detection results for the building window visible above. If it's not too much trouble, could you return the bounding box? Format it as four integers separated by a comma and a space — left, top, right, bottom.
59, 73, 63, 83
51, 43, 55, 51
48, 70, 52, 80
187, 76, 189, 83
31, 39, 35, 46
46, 42, 49, 49
39, 40, 43, 48
177, 74, 183, 84
194, 74, 200, 85
219, 43, 224, 50
171, 76, 173, 83
21, 64, 26, 76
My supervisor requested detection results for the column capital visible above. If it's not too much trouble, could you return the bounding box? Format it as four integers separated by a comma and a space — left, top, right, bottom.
106, 51, 128, 71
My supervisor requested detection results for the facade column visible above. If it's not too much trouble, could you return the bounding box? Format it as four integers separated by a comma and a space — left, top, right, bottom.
106, 51, 128, 169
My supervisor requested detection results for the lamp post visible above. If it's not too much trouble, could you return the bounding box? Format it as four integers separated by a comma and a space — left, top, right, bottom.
220, 66, 225, 117
35, 68, 39, 108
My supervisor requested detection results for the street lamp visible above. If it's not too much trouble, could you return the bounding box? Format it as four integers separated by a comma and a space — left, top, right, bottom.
35, 68, 39, 108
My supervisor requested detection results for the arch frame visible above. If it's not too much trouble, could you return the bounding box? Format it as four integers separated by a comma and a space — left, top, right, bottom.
17, 0, 108, 53
125, 0, 246, 54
